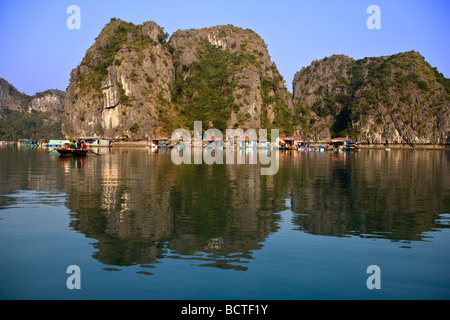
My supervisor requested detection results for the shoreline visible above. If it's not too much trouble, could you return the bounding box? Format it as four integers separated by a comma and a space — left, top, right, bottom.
358, 144, 450, 150
111, 140, 450, 150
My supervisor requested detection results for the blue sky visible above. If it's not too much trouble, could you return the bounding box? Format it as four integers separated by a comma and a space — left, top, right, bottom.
0, 0, 449, 96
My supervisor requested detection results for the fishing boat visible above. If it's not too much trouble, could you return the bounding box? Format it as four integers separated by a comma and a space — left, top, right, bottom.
54, 148, 88, 157
345, 141, 360, 151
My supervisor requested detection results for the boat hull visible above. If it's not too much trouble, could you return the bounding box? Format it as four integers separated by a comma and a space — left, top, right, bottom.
55, 148, 88, 157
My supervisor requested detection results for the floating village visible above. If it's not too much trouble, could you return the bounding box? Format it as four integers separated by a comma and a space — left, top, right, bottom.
147, 136, 360, 151
0, 135, 360, 158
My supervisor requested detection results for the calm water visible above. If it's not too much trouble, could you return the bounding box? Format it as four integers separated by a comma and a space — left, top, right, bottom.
0, 145, 449, 300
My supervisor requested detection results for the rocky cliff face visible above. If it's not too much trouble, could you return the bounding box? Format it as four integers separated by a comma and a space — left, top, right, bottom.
293, 52, 450, 145
0, 78, 29, 114
29, 89, 65, 123
0, 78, 64, 139
62, 19, 294, 140
0, 78, 64, 116
62, 20, 174, 140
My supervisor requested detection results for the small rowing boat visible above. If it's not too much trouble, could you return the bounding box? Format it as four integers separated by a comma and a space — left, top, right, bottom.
54, 148, 88, 157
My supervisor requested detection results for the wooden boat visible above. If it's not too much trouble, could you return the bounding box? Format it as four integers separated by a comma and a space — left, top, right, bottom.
55, 148, 88, 157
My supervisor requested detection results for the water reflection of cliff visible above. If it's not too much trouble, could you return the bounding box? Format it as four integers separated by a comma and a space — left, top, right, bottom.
0, 146, 66, 209
63, 148, 284, 270
288, 150, 450, 242
62, 148, 450, 270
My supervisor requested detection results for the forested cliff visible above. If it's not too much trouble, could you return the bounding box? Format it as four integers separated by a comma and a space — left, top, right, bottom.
292, 52, 450, 145
0, 78, 64, 140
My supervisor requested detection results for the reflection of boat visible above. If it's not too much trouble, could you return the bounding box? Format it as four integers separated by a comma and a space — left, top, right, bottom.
55, 148, 88, 157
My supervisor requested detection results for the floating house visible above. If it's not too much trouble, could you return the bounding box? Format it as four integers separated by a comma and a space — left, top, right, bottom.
277, 136, 303, 149
329, 138, 352, 150
84, 138, 113, 147
44, 140, 71, 148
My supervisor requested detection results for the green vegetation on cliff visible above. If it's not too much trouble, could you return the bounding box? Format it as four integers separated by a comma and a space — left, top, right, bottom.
75, 18, 167, 95
293, 51, 450, 143
171, 41, 238, 132
260, 75, 294, 136
0, 78, 64, 140
169, 34, 293, 134
0, 109, 63, 140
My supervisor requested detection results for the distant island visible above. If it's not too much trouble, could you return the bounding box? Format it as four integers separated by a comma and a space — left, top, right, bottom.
1, 18, 449, 146
0, 78, 64, 141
